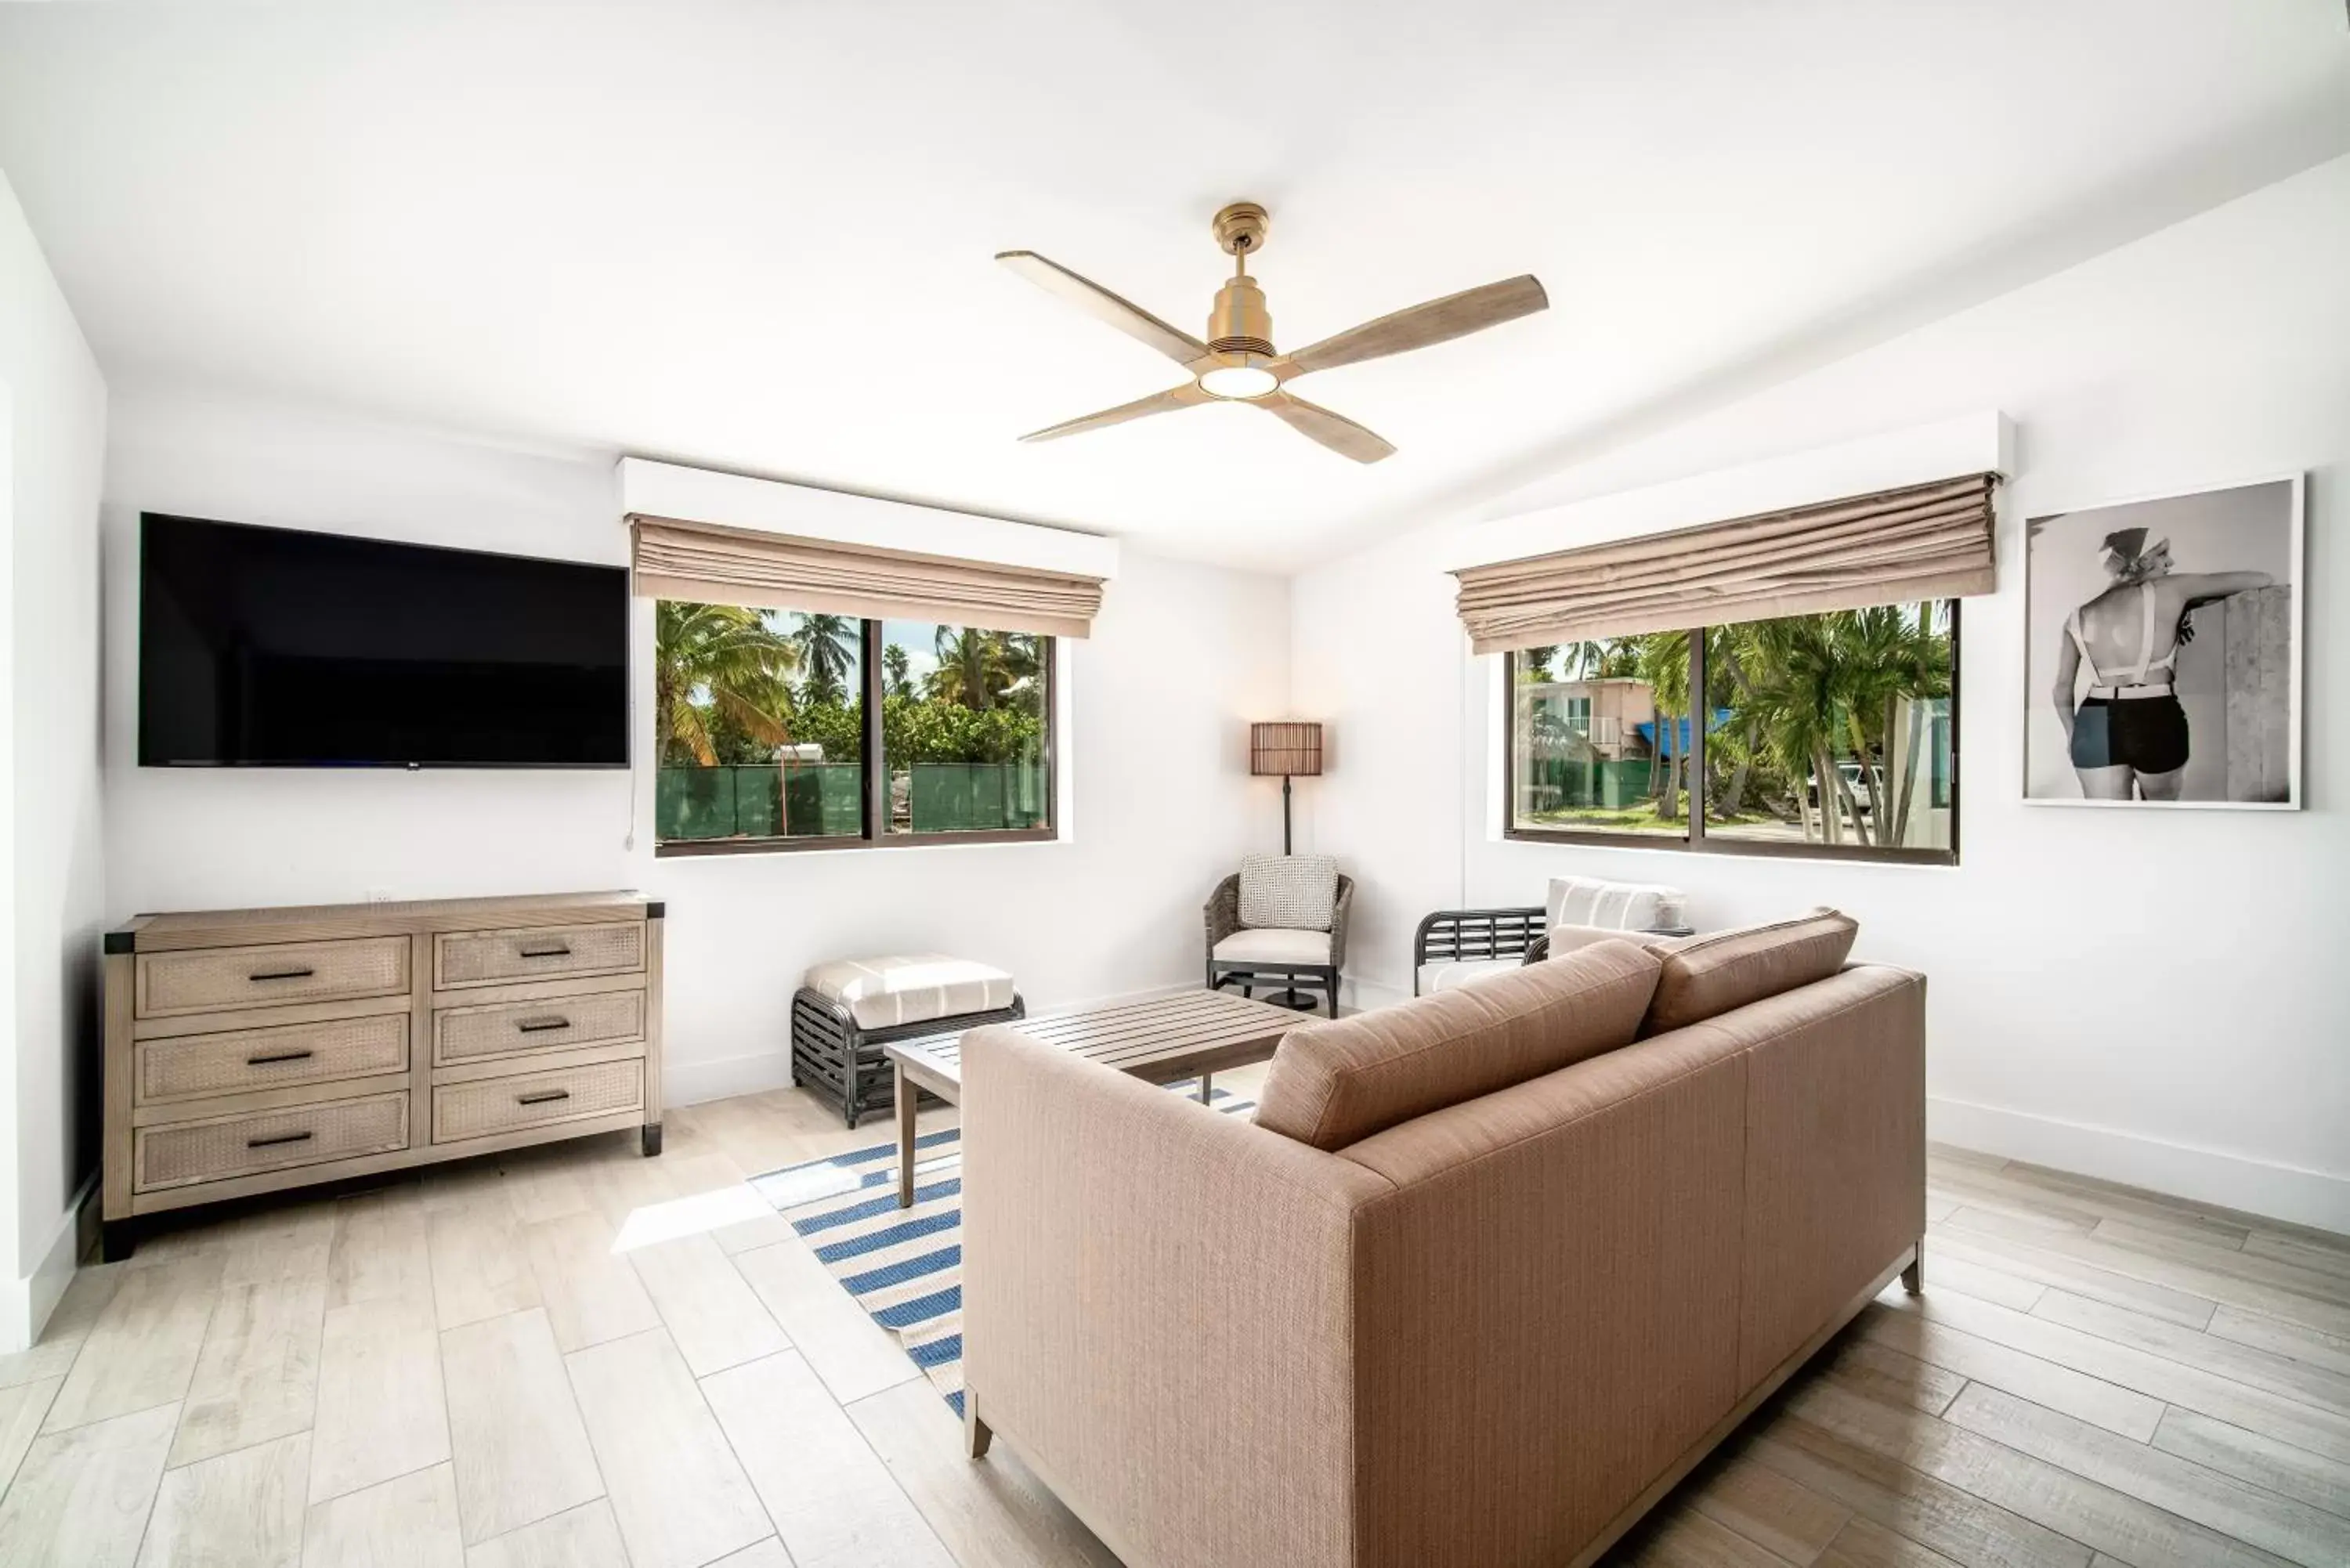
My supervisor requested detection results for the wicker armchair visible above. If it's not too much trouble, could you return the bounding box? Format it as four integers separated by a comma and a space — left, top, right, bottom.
1203, 872, 1353, 1017
1414, 877, 1694, 995
1412, 905, 1546, 995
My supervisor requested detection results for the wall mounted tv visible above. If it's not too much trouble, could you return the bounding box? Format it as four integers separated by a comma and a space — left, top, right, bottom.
139, 513, 630, 768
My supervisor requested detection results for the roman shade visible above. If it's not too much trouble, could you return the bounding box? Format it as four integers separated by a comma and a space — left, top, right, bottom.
629, 514, 1107, 639
1452, 472, 1998, 653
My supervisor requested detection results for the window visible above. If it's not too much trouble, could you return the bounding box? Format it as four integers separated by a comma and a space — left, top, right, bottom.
879, 621, 1050, 836
654, 602, 1054, 853
1505, 604, 1958, 864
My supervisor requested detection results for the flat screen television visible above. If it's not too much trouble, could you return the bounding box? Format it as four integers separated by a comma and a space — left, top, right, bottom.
139, 512, 630, 768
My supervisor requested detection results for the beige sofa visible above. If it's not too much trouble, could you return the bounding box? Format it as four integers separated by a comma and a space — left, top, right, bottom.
960, 911, 1925, 1568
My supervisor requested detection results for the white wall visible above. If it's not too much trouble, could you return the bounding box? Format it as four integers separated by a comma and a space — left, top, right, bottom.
1292, 154, 2350, 1232
0, 170, 107, 1347
102, 385, 1292, 1107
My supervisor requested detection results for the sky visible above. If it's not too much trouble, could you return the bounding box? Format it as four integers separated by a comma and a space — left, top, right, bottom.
759, 609, 944, 687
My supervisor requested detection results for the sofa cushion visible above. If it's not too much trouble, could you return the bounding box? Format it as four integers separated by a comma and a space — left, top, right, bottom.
803, 953, 1015, 1031
1238, 853, 1339, 932
1416, 956, 1523, 995
1641, 908, 1858, 1035
1213, 928, 1332, 965
1254, 938, 1663, 1151
1546, 876, 1683, 939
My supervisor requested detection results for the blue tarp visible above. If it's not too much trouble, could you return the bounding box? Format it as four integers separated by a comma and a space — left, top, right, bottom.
1633, 708, 1734, 757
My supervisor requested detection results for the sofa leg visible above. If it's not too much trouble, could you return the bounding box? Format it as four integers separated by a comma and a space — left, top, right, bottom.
1902, 1239, 1924, 1295
965, 1406, 992, 1461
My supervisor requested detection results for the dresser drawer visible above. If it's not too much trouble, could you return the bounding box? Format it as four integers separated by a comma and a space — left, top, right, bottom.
434, 922, 645, 989
134, 1092, 410, 1191
138, 1012, 410, 1104
433, 1059, 643, 1143
434, 989, 645, 1068
136, 936, 411, 1018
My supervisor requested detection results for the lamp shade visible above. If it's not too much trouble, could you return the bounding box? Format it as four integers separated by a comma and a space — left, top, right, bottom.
1249, 721, 1324, 778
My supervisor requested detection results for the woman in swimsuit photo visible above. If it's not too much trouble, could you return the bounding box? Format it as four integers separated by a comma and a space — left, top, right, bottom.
2051, 526, 2271, 801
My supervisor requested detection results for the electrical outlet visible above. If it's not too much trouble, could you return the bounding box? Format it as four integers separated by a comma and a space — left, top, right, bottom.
363, 887, 393, 904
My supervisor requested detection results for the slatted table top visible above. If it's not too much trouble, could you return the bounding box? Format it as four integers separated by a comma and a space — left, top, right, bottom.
883, 987, 1306, 1094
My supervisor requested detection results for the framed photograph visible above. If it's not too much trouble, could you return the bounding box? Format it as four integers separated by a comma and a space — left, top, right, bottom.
2024, 474, 2302, 808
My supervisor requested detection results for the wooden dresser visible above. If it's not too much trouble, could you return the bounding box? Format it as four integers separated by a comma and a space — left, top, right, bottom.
101, 891, 663, 1259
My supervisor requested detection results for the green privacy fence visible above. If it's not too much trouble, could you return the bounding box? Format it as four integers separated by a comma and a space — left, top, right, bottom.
907, 761, 1047, 833
656, 765, 862, 840
1521, 757, 1653, 811
657, 761, 1047, 840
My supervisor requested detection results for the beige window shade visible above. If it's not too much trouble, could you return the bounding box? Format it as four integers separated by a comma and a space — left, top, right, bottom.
1452, 472, 1998, 654
629, 515, 1106, 639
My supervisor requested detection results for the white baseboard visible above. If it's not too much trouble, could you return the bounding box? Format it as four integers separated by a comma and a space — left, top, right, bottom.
663, 980, 1211, 1109
665, 1050, 797, 1108
1341, 970, 1412, 1013
2, 1176, 96, 1354
1929, 1094, 2350, 1236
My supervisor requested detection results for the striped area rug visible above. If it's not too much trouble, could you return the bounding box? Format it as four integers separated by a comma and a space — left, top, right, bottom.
749, 1082, 1254, 1415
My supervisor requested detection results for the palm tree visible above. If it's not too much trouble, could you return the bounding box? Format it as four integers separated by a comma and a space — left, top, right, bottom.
1635, 631, 1691, 820
883, 643, 912, 699
790, 613, 858, 708
1855, 603, 1950, 845
1560, 639, 1637, 680
928, 627, 1007, 710
1724, 615, 1847, 843
1705, 628, 1763, 818
654, 602, 798, 765
1709, 609, 1950, 847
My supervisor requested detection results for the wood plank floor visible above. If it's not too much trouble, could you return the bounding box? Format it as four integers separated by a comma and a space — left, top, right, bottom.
2, 1072, 2343, 1568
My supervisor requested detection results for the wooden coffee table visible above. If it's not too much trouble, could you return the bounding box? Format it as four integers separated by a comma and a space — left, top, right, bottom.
882, 988, 1303, 1208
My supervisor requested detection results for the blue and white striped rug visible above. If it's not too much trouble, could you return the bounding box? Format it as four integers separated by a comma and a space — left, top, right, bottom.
748, 1082, 1255, 1415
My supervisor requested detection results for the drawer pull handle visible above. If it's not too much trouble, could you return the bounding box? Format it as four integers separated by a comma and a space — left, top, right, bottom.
246, 1049, 316, 1066
519, 944, 572, 959
516, 1089, 572, 1106
247, 1130, 314, 1149
515, 1017, 571, 1034
249, 966, 316, 982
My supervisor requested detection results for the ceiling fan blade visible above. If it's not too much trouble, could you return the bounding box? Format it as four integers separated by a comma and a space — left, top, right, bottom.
1019, 381, 1211, 443
996, 251, 1208, 367
1278, 274, 1548, 378
1256, 391, 1396, 464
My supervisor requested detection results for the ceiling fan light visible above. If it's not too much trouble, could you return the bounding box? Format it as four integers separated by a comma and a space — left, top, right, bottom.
1198, 360, 1279, 400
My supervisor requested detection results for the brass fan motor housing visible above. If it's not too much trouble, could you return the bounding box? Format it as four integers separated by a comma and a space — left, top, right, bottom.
1206, 273, 1274, 359
1207, 203, 1275, 356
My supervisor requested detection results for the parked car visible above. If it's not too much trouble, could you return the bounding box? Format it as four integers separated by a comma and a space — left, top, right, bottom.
1806, 760, 1874, 817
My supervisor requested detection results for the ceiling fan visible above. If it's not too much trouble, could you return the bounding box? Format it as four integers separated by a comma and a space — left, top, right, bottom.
996, 202, 1547, 464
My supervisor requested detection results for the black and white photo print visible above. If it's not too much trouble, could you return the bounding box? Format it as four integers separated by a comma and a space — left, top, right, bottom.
2026, 475, 2302, 807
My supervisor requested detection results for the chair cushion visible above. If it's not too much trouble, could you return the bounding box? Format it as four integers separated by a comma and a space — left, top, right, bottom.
1238, 853, 1339, 932
1416, 957, 1524, 994
1641, 908, 1859, 1035
1213, 928, 1332, 966
1254, 938, 1664, 1151
1546, 876, 1683, 939
803, 953, 1015, 1031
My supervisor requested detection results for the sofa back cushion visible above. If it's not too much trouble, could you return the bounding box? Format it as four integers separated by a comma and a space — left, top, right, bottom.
1253, 938, 1663, 1151
1642, 908, 1858, 1035
1238, 852, 1340, 932
1546, 876, 1683, 937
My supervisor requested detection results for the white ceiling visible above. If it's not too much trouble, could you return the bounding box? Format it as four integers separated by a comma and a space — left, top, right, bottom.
3, 2, 2345, 570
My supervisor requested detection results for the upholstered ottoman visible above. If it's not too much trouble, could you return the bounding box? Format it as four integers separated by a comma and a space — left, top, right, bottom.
790, 955, 1024, 1127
